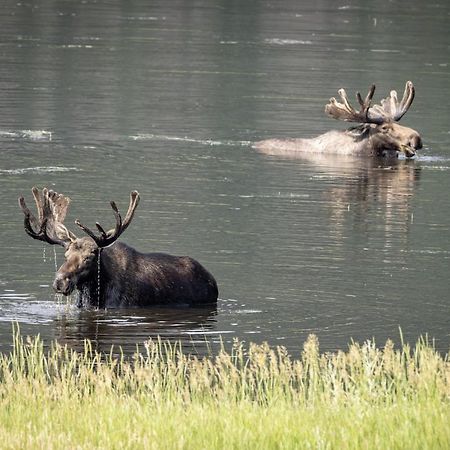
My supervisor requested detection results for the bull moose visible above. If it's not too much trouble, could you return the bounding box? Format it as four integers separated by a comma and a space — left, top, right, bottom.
19, 188, 218, 308
254, 81, 422, 158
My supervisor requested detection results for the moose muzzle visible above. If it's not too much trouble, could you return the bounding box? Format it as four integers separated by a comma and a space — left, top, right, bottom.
53, 274, 75, 296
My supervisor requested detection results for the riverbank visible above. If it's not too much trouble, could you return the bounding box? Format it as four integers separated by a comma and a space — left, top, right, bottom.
0, 327, 449, 449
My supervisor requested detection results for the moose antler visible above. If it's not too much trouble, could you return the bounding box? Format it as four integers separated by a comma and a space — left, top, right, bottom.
325, 81, 415, 124
368, 80, 415, 122
19, 187, 76, 246
75, 191, 140, 248
325, 84, 376, 123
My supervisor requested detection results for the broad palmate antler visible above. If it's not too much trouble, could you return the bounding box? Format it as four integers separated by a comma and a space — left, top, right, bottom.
19, 187, 75, 247
325, 81, 415, 124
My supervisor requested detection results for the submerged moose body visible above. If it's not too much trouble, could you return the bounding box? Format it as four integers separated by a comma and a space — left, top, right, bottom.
19, 188, 218, 308
254, 81, 422, 158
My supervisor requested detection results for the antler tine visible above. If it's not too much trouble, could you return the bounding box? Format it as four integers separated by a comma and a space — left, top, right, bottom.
46, 188, 72, 223
325, 85, 380, 123
18, 195, 48, 241
75, 191, 139, 248
396, 80, 415, 121
368, 81, 415, 123
95, 222, 108, 239
337, 88, 352, 113
74, 219, 99, 243
32, 186, 45, 222
361, 84, 376, 109
121, 191, 140, 234
75, 203, 122, 247
107, 201, 123, 241
19, 191, 39, 233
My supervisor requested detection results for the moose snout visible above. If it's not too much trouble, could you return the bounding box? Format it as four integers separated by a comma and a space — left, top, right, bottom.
401, 133, 423, 158
410, 135, 423, 150
53, 274, 74, 295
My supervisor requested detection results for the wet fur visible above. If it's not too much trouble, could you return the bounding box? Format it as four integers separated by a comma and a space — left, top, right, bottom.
254, 123, 421, 158
75, 242, 218, 308
254, 130, 373, 156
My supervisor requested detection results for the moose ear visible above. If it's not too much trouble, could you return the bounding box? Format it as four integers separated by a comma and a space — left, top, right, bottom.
56, 223, 77, 244
347, 124, 371, 140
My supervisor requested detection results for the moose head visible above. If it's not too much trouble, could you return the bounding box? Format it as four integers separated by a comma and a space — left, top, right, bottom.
19, 187, 140, 296
325, 81, 422, 157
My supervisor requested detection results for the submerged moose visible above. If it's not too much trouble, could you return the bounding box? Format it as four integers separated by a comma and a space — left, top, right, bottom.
19, 188, 218, 308
255, 81, 422, 158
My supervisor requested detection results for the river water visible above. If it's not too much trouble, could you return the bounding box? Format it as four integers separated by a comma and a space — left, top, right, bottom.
0, 0, 449, 355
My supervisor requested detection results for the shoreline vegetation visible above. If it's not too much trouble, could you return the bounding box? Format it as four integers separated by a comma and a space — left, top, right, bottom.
0, 326, 449, 449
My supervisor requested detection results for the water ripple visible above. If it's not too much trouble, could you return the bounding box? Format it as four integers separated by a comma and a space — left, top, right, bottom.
0, 129, 52, 141
130, 133, 251, 147
265, 38, 313, 45
0, 167, 81, 175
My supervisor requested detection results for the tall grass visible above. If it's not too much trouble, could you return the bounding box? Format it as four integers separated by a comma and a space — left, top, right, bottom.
0, 325, 449, 449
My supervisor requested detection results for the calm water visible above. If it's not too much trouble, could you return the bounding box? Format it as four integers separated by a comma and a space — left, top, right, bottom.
0, 0, 449, 355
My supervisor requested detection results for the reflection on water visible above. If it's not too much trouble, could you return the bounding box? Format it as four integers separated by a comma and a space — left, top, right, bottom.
0, 0, 449, 355
55, 306, 218, 355
0, 298, 218, 355
288, 154, 421, 238
256, 150, 421, 242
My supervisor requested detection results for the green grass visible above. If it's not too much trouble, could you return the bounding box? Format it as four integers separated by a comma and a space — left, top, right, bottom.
0, 325, 449, 449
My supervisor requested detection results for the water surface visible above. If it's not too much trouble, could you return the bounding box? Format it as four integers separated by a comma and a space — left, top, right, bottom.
0, 0, 449, 355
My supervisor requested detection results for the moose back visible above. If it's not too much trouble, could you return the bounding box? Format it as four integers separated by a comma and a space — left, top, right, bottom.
19, 188, 218, 308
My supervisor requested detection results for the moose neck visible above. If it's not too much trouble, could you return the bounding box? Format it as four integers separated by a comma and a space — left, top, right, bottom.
75, 244, 131, 308
76, 248, 108, 308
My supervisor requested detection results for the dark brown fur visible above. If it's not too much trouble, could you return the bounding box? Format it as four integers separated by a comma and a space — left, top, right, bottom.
57, 241, 218, 308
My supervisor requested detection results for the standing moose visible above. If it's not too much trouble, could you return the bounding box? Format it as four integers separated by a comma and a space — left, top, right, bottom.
255, 81, 422, 158
19, 188, 218, 308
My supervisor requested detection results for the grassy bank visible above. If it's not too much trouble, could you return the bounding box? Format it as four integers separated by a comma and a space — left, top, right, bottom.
0, 327, 449, 449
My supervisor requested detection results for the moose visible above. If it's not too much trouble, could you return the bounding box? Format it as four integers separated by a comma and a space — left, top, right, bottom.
254, 81, 422, 158
19, 187, 218, 308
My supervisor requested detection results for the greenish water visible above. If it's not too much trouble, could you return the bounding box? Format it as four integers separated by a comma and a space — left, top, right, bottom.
0, 0, 449, 354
